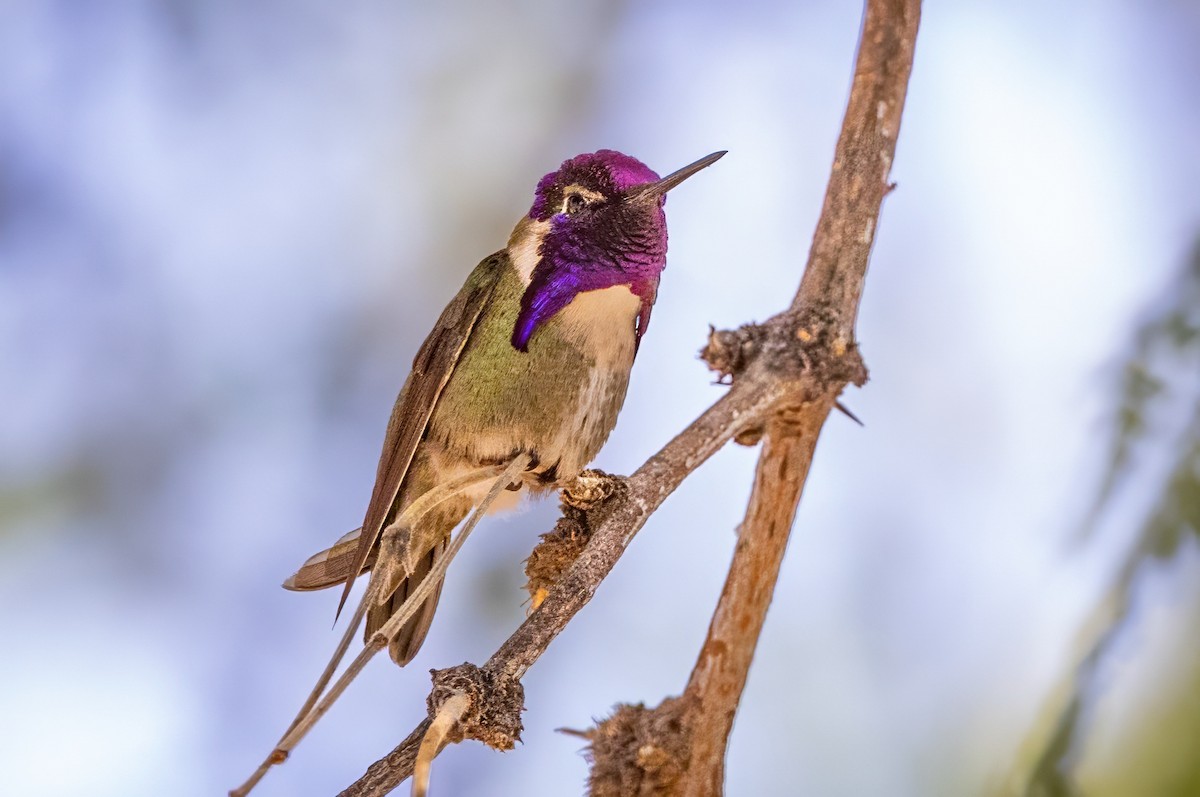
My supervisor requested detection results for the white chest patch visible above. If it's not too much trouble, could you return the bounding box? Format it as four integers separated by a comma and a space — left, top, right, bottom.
557, 285, 641, 366
507, 218, 550, 284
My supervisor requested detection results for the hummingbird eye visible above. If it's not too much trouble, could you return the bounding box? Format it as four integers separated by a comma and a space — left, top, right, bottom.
563, 193, 587, 215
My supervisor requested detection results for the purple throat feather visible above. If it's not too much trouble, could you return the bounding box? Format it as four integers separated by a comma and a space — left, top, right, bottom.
512, 150, 669, 352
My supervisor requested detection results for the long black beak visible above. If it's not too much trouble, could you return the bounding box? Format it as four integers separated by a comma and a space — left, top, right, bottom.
626, 150, 727, 203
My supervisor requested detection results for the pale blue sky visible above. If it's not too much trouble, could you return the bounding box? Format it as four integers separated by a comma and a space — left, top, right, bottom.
1, 2, 1197, 796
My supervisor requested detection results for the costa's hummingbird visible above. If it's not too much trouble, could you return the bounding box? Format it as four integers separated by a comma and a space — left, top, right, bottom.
283, 149, 725, 665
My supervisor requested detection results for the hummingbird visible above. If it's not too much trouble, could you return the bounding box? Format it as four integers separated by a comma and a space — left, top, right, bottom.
282, 149, 725, 666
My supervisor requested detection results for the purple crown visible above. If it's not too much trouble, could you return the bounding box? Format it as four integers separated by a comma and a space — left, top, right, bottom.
528, 150, 660, 220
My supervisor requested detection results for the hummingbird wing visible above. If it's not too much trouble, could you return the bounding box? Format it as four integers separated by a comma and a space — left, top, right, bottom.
335, 251, 507, 619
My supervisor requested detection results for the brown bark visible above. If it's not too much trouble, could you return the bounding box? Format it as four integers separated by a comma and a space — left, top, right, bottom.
340, 1, 921, 793
670, 2, 921, 793
340, 377, 788, 797
677, 416, 830, 796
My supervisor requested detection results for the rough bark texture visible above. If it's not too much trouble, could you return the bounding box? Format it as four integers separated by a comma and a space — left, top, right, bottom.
585, 697, 694, 797
340, 1, 920, 793
673, 413, 831, 796
341, 377, 787, 797
339, 721, 430, 797
673, 2, 922, 793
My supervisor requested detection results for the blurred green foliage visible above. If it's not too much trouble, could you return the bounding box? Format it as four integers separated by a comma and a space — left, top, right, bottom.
1019, 241, 1200, 796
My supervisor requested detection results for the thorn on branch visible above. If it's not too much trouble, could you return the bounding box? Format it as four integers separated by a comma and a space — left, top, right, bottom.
701, 311, 868, 445
834, 401, 864, 426
582, 697, 693, 797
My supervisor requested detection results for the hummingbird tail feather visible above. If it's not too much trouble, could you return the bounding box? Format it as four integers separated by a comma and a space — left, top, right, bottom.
364, 453, 531, 666
367, 537, 448, 665
282, 528, 375, 591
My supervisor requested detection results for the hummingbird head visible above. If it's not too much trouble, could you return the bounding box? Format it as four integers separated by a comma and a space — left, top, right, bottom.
509, 149, 725, 352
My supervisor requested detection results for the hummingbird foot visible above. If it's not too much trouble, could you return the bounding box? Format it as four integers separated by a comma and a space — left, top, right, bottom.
561, 468, 623, 510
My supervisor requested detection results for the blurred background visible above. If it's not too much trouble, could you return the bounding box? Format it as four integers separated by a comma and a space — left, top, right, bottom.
2, 1, 1198, 795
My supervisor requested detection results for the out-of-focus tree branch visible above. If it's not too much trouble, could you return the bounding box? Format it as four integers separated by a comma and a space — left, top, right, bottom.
1020, 240, 1200, 797
341, 2, 920, 794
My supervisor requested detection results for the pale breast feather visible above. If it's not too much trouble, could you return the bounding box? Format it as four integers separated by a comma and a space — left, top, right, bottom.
555, 284, 640, 366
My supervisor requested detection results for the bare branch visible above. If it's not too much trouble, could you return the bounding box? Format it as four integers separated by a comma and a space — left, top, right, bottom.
672, 2, 920, 792
675, 414, 831, 795
340, 376, 786, 796
341, 1, 920, 793
794, 0, 921, 325
338, 721, 430, 797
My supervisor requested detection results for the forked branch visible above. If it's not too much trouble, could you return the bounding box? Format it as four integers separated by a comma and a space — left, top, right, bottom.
669, 2, 920, 793
342, 1, 919, 793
